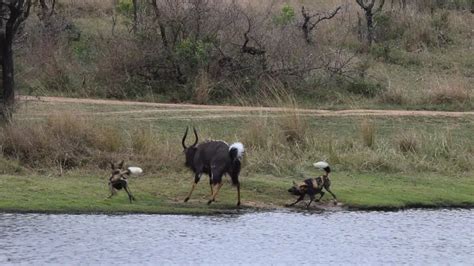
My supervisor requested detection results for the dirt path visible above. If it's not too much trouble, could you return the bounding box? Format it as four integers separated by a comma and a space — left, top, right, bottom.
19, 95, 474, 117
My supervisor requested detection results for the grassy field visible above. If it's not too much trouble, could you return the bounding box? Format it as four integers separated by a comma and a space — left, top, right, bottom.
0, 171, 472, 214
0, 97, 473, 214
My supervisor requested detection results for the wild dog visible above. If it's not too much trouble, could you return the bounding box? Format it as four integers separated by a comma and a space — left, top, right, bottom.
286, 161, 337, 208
108, 161, 142, 203
182, 127, 245, 206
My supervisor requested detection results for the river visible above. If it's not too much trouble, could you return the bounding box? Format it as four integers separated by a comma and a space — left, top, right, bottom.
0, 209, 472, 264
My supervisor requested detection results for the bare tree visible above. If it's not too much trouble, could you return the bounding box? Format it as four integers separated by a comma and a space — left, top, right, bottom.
390, 0, 406, 10
300, 5, 341, 44
37, 0, 55, 20
0, 0, 32, 118
355, 0, 385, 47
132, 0, 138, 33
241, 12, 265, 56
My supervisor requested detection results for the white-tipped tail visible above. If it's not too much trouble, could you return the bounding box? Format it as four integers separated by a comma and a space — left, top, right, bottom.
230, 142, 245, 159
127, 167, 143, 175
313, 161, 329, 169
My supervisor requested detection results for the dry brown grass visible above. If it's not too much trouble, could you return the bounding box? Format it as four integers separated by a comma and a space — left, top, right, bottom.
193, 70, 212, 104
395, 131, 420, 153
0, 112, 185, 173
379, 87, 408, 105
359, 118, 376, 148
60, 0, 113, 13
426, 78, 471, 105
0, 113, 115, 169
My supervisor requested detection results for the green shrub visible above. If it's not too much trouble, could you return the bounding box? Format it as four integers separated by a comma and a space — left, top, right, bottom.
370, 44, 421, 66
116, 0, 133, 16
346, 78, 385, 98
176, 39, 212, 66
374, 12, 406, 42
273, 4, 296, 25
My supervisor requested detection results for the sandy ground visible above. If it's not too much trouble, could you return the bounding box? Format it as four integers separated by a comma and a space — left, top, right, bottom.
19, 95, 474, 118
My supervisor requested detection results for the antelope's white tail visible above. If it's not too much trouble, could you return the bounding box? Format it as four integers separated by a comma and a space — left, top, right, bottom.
128, 167, 143, 175
229, 142, 245, 159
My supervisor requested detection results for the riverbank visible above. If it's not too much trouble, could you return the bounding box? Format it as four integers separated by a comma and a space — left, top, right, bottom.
1, 171, 472, 215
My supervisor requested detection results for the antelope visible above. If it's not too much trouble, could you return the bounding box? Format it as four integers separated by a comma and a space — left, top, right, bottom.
182, 127, 245, 206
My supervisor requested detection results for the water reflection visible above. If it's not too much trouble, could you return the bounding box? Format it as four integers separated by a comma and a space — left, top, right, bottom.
0, 210, 472, 264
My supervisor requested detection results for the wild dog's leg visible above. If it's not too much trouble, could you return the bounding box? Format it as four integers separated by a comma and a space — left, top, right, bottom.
306, 194, 316, 209
184, 173, 201, 202
325, 188, 337, 202
124, 185, 135, 203
316, 191, 325, 202
107, 183, 117, 198
324, 182, 337, 202
286, 194, 305, 207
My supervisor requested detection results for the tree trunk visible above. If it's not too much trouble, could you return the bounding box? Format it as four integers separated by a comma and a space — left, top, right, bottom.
132, 0, 138, 33
0, 34, 14, 118
365, 10, 374, 46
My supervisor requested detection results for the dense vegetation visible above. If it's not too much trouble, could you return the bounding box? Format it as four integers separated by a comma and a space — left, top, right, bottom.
14, 0, 474, 110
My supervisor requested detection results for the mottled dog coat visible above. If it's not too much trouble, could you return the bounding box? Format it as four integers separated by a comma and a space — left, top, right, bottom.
287, 162, 337, 208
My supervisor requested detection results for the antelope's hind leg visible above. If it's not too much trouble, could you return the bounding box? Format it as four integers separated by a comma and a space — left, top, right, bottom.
207, 170, 224, 205
236, 182, 241, 206
209, 173, 214, 197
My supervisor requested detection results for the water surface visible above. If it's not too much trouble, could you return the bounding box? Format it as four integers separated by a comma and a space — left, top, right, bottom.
0, 209, 472, 264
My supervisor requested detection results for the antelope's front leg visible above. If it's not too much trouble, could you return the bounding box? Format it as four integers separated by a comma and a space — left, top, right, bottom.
184, 173, 201, 202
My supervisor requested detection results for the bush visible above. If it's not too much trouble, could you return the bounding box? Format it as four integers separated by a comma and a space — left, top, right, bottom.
346, 78, 385, 98
359, 119, 376, 148
116, 0, 133, 17
395, 131, 420, 153
273, 4, 296, 25
0, 113, 123, 169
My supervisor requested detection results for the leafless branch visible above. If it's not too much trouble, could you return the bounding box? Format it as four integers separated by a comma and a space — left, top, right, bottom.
301, 5, 341, 44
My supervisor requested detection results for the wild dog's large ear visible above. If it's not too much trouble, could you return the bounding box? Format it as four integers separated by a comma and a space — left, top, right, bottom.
110, 162, 115, 170
118, 160, 124, 170
292, 181, 297, 186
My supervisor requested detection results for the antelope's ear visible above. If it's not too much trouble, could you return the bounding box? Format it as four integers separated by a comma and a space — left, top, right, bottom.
118, 160, 124, 169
